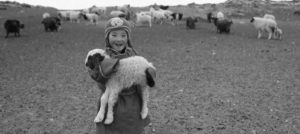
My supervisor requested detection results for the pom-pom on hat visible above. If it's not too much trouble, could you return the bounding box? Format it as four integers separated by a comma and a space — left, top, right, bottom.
105, 17, 133, 48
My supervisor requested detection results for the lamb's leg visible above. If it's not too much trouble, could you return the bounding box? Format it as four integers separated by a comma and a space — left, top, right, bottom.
257, 30, 262, 39
104, 91, 118, 124
141, 88, 149, 119
268, 32, 272, 40
94, 91, 109, 123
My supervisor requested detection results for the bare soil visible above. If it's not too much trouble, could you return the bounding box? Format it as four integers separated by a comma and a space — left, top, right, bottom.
0, 6, 299, 134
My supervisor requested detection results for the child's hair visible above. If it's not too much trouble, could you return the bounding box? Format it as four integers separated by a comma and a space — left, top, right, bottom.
105, 17, 133, 49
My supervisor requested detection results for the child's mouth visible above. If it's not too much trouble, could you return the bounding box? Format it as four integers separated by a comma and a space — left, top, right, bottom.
115, 43, 123, 47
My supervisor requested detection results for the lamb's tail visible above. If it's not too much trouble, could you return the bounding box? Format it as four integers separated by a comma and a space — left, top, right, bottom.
145, 68, 156, 87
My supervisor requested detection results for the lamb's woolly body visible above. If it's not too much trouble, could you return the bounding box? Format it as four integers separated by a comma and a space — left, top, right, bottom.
251, 17, 277, 40
107, 56, 154, 89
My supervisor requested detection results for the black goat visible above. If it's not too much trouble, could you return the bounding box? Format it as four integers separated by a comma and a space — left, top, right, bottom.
4, 19, 24, 38
212, 17, 233, 34
42, 17, 61, 32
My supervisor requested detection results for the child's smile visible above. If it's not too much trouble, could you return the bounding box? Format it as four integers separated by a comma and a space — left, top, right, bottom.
109, 30, 128, 52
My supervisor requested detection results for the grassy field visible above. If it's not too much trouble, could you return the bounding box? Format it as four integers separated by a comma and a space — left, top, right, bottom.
0, 6, 300, 134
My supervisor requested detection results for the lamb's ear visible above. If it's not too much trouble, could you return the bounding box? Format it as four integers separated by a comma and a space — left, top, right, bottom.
145, 67, 156, 87
85, 56, 95, 69
99, 58, 120, 78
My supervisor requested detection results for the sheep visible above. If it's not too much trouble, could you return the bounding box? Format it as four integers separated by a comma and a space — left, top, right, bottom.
110, 10, 126, 19
89, 6, 106, 16
82, 13, 99, 24
212, 17, 233, 34
250, 17, 277, 40
135, 12, 152, 27
84, 49, 156, 124
117, 4, 131, 20
149, 7, 173, 24
42, 16, 61, 32
263, 14, 276, 21
69, 11, 83, 23
57, 10, 70, 21
186, 17, 197, 29
4, 19, 24, 38
42, 12, 50, 19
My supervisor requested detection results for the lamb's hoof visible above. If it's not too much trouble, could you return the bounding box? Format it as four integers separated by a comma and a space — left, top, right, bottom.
141, 110, 148, 119
104, 118, 113, 124
94, 115, 104, 123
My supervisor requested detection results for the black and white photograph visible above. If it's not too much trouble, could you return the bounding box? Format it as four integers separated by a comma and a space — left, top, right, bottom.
0, 0, 299, 134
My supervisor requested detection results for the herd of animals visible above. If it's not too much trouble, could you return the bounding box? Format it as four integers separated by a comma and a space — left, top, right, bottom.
3, 4, 283, 40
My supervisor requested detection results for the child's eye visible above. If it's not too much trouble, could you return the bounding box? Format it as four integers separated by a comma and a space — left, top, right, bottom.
122, 35, 127, 37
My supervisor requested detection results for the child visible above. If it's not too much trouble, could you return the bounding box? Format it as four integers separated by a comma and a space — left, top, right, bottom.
87, 17, 150, 134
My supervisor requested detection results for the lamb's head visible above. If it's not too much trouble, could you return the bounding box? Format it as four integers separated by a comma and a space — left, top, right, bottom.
85, 48, 120, 78
85, 49, 106, 70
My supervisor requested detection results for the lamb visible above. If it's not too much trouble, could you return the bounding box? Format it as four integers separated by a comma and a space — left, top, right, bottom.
250, 17, 277, 40
85, 49, 156, 124
212, 17, 233, 34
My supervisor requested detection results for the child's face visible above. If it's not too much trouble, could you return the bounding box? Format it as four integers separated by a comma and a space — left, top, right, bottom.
108, 30, 128, 52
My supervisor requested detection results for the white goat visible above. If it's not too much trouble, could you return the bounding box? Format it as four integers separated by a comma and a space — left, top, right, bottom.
135, 12, 152, 27
85, 49, 156, 124
250, 17, 278, 40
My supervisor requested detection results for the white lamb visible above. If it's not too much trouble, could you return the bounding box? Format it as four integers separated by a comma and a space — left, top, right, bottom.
85, 49, 156, 124
250, 17, 278, 40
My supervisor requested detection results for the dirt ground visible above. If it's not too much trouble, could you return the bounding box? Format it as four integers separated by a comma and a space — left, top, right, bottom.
0, 6, 300, 134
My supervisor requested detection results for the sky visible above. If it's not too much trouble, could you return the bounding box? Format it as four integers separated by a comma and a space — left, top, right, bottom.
2, 0, 228, 9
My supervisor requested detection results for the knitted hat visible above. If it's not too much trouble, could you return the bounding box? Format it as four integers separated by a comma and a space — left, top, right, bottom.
104, 17, 133, 48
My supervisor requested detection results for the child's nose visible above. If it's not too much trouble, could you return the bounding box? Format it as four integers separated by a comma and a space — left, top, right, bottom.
115, 36, 125, 41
